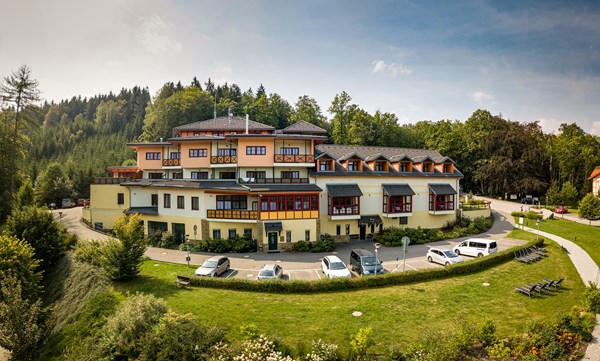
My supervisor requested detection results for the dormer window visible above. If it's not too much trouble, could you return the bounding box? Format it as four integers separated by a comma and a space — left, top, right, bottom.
319, 160, 332, 171
400, 161, 412, 172
423, 161, 433, 172
375, 161, 388, 172
443, 163, 453, 173
348, 161, 360, 172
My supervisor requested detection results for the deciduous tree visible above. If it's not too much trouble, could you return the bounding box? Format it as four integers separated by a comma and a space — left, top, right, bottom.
578, 193, 600, 225
0, 235, 41, 302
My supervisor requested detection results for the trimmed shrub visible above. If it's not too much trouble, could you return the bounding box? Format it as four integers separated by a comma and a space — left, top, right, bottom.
188, 240, 544, 293
182, 236, 257, 253
291, 240, 310, 252
291, 235, 336, 253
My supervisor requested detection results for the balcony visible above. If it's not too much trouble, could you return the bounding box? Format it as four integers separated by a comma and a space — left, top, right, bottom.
211, 155, 237, 164
93, 177, 130, 184
274, 154, 315, 163
382, 205, 413, 218
329, 205, 361, 220
207, 209, 258, 220
238, 177, 309, 184
162, 159, 180, 166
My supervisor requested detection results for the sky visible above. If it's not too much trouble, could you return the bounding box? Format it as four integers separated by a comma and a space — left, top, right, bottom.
1, 0, 600, 134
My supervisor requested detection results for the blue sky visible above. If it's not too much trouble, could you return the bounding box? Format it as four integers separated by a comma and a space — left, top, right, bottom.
1, 0, 600, 134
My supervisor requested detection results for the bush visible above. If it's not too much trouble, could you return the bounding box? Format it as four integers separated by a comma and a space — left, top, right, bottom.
148, 232, 179, 249
291, 240, 310, 252
188, 240, 543, 293
182, 236, 257, 253
525, 211, 543, 220
583, 282, 600, 313
291, 235, 336, 253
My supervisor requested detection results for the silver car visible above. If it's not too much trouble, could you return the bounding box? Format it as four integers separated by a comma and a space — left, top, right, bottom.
257, 264, 283, 280
426, 247, 464, 266
195, 256, 230, 277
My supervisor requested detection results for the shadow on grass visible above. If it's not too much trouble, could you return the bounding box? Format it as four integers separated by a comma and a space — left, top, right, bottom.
113, 274, 191, 298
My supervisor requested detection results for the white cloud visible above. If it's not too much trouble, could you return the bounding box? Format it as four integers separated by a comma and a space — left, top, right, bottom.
371, 60, 412, 76
137, 15, 182, 56
589, 121, 600, 136
471, 90, 494, 105
535, 117, 564, 133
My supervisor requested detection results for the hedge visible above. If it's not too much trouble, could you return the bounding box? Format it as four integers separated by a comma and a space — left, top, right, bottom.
187, 239, 544, 293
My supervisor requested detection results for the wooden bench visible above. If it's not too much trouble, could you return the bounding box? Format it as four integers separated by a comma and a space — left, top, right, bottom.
349, 234, 360, 241
175, 275, 191, 288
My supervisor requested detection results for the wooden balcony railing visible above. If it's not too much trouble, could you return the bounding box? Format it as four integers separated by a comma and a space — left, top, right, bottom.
329, 206, 360, 216
274, 154, 315, 163
162, 159, 180, 166
93, 177, 130, 184
238, 177, 309, 184
207, 209, 258, 219
211, 155, 237, 164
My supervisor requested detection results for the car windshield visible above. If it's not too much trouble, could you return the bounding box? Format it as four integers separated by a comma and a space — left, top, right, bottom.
361, 256, 379, 266
259, 270, 274, 277
443, 250, 459, 258
330, 261, 346, 270
201, 260, 218, 268
490, 242, 497, 249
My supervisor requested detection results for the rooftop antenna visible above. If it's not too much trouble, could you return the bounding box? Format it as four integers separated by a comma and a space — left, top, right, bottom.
245, 114, 249, 134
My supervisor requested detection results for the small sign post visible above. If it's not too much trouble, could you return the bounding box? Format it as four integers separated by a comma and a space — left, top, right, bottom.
193, 225, 197, 241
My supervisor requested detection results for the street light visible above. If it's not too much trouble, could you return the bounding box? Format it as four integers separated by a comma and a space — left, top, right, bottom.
401, 236, 411, 272
536, 219, 540, 241
185, 234, 191, 268
374, 242, 381, 275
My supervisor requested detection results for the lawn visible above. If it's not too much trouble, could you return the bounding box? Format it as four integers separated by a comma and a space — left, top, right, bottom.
114, 234, 584, 353
520, 217, 600, 267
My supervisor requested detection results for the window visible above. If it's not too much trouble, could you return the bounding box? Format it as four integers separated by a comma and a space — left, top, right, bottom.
228, 229, 237, 239
172, 172, 183, 179
399, 162, 411, 172
164, 194, 171, 208
243, 228, 253, 239
399, 217, 408, 225
319, 160, 332, 171
170, 152, 181, 159
189, 149, 207, 157
280, 147, 299, 155
348, 161, 360, 171
145, 152, 160, 160
305, 230, 310, 242
151, 194, 158, 206
375, 161, 387, 172
212, 229, 221, 240
423, 162, 433, 172
345, 224, 350, 235
219, 172, 236, 179
330, 196, 359, 215
177, 196, 184, 209
117, 193, 124, 205
191, 171, 209, 179
259, 194, 319, 212
216, 195, 247, 210
217, 148, 236, 156
149, 173, 163, 179
246, 146, 266, 155
443, 164, 452, 173
429, 193, 455, 211
246, 171, 266, 179
384, 195, 412, 213
281, 171, 299, 179
213, 132, 224, 137
286, 230, 292, 242
336, 225, 341, 235
191, 196, 199, 210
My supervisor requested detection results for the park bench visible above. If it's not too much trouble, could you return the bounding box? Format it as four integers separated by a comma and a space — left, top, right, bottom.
175, 275, 191, 288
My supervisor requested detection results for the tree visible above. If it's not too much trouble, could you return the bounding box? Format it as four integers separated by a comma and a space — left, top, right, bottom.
5, 206, 67, 271
290, 95, 327, 129
34, 162, 73, 206
13, 178, 34, 210
546, 181, 561, 205
102, 213, 147, 280
0, 275, 44, 361
0, 235, 41, 302
328, 91, 356, 144
560, 181, 579, 207
1, 65, 41, 196
578, 193, 600, 225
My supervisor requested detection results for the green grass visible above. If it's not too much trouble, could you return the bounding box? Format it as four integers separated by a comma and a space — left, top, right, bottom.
522, 218, 600, 267
113, 237, 584, 353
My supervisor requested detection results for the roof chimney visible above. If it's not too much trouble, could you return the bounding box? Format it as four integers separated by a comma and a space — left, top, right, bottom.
245, 114, 249, 134
160, 137, 163, 142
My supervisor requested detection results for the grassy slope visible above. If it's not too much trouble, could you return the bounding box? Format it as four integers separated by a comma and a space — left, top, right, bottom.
114, 235, 583, 353
521, 217, 600, 267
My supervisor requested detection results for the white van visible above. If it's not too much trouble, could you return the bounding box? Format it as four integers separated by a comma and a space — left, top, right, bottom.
452, 238, 498, 258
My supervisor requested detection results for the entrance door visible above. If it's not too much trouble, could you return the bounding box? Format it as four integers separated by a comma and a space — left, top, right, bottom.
268, 232, 278, 252
359, 225, 366, 240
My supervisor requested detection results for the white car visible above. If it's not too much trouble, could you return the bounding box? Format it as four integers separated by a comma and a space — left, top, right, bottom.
452, 238, 497, 258
426, 248, 464, 266
321, 255, 352, 278
195, 256, 230, 277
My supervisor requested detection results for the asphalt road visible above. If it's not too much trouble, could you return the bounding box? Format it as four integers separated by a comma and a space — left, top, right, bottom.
55, 207, 524, 281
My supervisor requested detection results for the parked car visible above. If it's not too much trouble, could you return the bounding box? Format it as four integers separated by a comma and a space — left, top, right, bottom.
257, 264, 283, 280
61, 198, 76, 208
321, 255, 352, 278
452, 238, 497, 258
48, 202, 56, 209
426, 247, 464, 266
554, 206, 568, 214
349, 249, 383, 275
195, 256, 230, 277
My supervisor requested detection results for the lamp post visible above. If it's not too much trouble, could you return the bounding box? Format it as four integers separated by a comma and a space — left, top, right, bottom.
374, 242, 381, 275
536, 219, 540, 241
401, 236, 410, 272
185, 234, 190, 268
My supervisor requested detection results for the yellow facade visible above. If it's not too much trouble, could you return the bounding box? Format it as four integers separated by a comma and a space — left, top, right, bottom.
85, 184, 129, 230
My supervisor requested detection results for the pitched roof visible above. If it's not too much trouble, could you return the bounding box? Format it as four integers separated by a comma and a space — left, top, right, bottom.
382, 184, 415, 196
316, 144, 443, 161
281, 121, 327, 134
589, 166, 600, 180
173, 116, 275, 132
326, 183, 363, 197
429, 183, 457, 195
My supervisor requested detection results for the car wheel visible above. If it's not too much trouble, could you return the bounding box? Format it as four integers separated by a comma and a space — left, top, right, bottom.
226, 265, 230, 271
445, 262, 450, 266
212, 272, 218, 277
455, 249, 460, 255
477, 253, 483, 258
427, 256, 433, 263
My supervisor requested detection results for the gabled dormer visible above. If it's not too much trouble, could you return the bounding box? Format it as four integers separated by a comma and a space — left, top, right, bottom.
315, 152, 335, 172
413, 155, 435, 173
390, 154, 413, 173
365, 153, 390, 172
433, 157, 455, 173
339, 152, 364, 172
